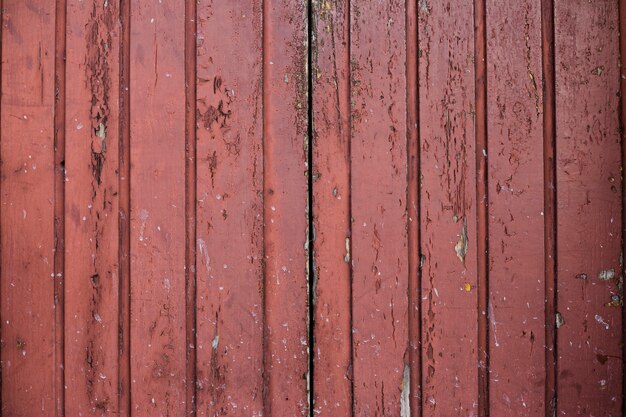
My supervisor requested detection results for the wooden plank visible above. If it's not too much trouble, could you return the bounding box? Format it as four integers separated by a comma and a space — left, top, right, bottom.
418, 0, 479, 415
64, 0, 121, 414
310, 0, 352, 415
555, 1, 623, 415
262, 0, 309, 415
129, 1, 187, 414
406, 0, 421, 414
194, 1, 264, 416
486, 0, 546, 415
349, 1, 410, 415
0, 0, 58, 414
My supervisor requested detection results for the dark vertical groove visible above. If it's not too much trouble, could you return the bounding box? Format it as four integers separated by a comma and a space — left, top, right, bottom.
541, 0, 557, 415
118, 0, 131, 415
261, 0, 269, 414
54, 1, 67, 415
618, 0, 626, 415
405, 0, 421, 415
185, 0, 198, 414
306, 0, 315, 415
346, 1, 355, 416
0, 0, 3, 408
474, 0, 489, 415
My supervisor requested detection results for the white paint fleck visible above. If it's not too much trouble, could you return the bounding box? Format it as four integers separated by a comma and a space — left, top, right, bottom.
595, 314, 610, 330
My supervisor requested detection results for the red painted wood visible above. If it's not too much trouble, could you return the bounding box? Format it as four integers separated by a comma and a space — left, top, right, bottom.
129, 1, 187, 414
1, 1, 58, 414
418, 1, 479, 415
311, 0, 352, 415
406, 0, 421, 415
555, 1, 623, 415
262, 1, 310, 415
195, 1, 264, 415
486, 0, 547, 415
350, 1, 410, 415
64, 0, 121, 414
0, 3, 624, 416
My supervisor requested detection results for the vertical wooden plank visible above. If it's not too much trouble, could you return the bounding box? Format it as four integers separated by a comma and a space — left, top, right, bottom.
311, 0, 352, 415
541, 0, 557, 413
118, 0, 131, 413
129, 0, 187, 414
0, 0, 57, 414
262, 0, 309, 415
406, 0, 422, 414
64, 0, 121, 414
184, 0, 197, 413
555, 1, 623, 415
194, 1, 264, 416
418, 0, 479, 415
350, 1, 410, 415
486, 0, 546, 415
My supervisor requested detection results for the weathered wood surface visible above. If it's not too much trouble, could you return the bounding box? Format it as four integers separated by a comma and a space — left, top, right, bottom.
0, 1, 623, 416
555, 1, 623, 416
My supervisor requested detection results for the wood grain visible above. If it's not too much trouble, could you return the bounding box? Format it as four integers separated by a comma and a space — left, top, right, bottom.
129, 1, 187, 414
555, 1, 623, 415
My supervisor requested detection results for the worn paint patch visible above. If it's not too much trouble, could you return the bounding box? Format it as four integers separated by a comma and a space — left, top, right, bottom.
555, 312, 564, 329
598, 269, 615, 281
454, 218, 468, 265
400, 363, 410, 417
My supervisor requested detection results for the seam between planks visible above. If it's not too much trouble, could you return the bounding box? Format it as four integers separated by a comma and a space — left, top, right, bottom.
307, 0, 315, 414
54, 1, 67, 415
118, 0, 131, 414
618, 0, 626, 415
185, 0, 198, 414
474, 0, 490, 415
541, 0, 557, 415
261, 0, 269, 413
347, 1, 355, 415
0, 0, 3, 411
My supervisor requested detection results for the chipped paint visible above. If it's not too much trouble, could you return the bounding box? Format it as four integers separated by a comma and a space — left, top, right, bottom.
454, 218, 468, 265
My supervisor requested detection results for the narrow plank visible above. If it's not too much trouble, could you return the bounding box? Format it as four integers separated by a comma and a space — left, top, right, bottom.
184, 0, 197, 413
262, 0, 310, 415
54, 0, 67, 414
118, 0, 132, 413
350, 1, 410, 415
418, 0, 479, 415
1, 0, 57, 414
194, 1, 264, 416
486, 0, 546, 415
64, 1, 121, 414
541, 0, 557, 413
311, 0, 352, 414
555, 1, 623, 415
406, 0, 422, 413
129, 1, 187, 414
475, 0, 489, 413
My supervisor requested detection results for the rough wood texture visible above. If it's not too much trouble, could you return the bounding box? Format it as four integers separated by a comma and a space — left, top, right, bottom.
129, 1, 187, 414
350, 1, 410, 415
1, 1, 58, 414
311, 0, 353, 415
486, 0, 547, 415
418, 1, 479, 415
262, 1, 310, 415
555, 1, 623, 415
0, 2, 623, 416
64, 0, 121, 414
195, 1, 264, 415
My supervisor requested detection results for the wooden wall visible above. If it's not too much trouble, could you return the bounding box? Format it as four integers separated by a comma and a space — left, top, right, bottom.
0, 0, 623, 416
